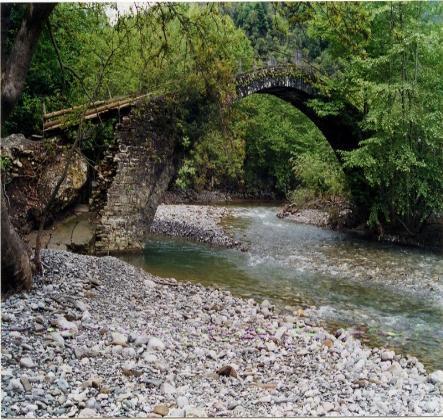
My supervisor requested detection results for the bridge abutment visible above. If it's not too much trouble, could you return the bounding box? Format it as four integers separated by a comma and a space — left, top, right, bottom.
90, 97, 182, 254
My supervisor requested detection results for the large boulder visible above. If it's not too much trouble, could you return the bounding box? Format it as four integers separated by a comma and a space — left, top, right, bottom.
1, 134, 88, 233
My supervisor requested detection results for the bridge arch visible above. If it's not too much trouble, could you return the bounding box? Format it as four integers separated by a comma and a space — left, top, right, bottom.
82, 65, 366, 253
235, 65, 363, 152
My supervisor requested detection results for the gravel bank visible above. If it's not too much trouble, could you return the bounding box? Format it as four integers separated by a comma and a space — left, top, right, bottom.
277, 208, 330, 227
150, 204, 238, 248
2, 250, 442, 417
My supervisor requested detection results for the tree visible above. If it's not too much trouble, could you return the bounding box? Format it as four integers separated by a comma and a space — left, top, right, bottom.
304, 2, 443, 235
1, 3, 55, 292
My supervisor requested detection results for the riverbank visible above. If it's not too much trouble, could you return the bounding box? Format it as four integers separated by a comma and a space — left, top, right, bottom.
24, 204, 240, 253
277, 208, 330, 227
162, 189, 279, 205
277, 202, 443, 253
150, 205, 238, 248
2, 249, 442, 417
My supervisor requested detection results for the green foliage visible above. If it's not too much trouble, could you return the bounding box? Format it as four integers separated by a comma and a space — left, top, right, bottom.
221, 2, 318, 65
3, 4, 114, 136
0, 156, 12, 172
290, 150, 347, 206
4, 1, 441, 236
234, 94, 328, 196
3, 93, 42, 135
175, 93, 336, 197
310, 2, 443, 233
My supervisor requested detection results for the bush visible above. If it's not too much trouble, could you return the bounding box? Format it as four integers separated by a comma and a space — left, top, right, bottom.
290, 150, 347, 204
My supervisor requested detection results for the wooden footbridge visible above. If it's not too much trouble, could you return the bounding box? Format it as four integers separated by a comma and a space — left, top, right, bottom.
43, 93, 150, 134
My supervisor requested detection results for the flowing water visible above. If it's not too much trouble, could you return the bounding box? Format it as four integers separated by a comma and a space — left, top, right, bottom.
123, 204, 443, 371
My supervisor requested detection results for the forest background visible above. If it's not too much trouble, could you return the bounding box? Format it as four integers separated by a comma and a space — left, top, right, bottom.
2, 2, 442, 236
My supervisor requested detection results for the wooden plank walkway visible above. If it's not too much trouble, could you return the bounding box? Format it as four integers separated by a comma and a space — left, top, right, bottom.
43, 93, 149, 133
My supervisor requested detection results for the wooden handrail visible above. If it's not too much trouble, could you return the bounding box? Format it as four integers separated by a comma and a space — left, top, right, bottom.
43, 93, 149, 132
44, 99, 108, 119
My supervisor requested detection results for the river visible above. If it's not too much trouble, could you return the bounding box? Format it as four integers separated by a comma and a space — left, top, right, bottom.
123, 203, 443, 371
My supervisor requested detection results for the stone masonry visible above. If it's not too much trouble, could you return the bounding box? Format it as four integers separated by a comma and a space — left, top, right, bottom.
91, 97, 182, 254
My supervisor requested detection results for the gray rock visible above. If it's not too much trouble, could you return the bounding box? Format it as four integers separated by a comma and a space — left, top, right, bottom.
10, 378, 25, 392
50, 332, 65, 347
75, 301, 88, 312
69, 392, 87, 403
266, 341, 277, 352
2, 313, 14, 322
134, 334, 150, 346
143, 352, 158, 363
424, 399, 440, 413
184, 406, 207, 417
148, 337, 165, 352
176, 396, 189, 408
56, 378, 70, 394
111, 345, 123, 355
429, 370, 443, 385
78, 408, 98, 418
381, 350, 395, 361
20, 375, 32, 392
322, 401, 335, 413
122, 347, 136, 358
168, 408, 185, 417
161, 382, 176, 396
20, 357, 35, 368
86, 398, 97, 409
56, 316, 78, 335
23, 404, 38, 414
111, 332, 128, 346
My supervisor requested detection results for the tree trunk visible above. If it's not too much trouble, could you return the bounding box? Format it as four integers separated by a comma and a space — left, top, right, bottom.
1, 3, 55, 123
1, 3, 55, 293
1, 192, 33, 293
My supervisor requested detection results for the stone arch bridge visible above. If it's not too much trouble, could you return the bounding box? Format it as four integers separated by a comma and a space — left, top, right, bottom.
43, 64, 365, 254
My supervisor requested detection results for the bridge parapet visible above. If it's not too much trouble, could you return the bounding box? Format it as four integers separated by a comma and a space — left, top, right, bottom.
235, 64, 318, 99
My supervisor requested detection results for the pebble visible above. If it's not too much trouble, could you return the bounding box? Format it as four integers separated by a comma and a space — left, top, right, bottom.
122, 347, 136, 358
184, 406, 208, 417
10, 378, 24, 392
134, 334, 150, 346
78, 408, 98, 417
148, 337, 165, 352
322, 401, 335, 413
20, 376, 32, 392
1, 249, 441, 418
168, 408, 185, 417
381, 350, 395, 361
143, 352, 158, 363
429, 370, 443, 385
56, 316, 78, 335
153, 404, 169, 416
56, 378, 70, 393
50, 332, 65, 347
176, 396, 189, 408
19, 357, 35, 368
164, 382, 177, 395
24, 404, 38, 413
111, 332, 128, 346
150, 205, 237, 248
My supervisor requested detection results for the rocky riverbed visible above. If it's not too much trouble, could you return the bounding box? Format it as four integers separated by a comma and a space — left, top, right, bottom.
150, 205, 238, 248
277, 208, 330, 227
2, 250, 442, 418
24, 204, 239, 253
